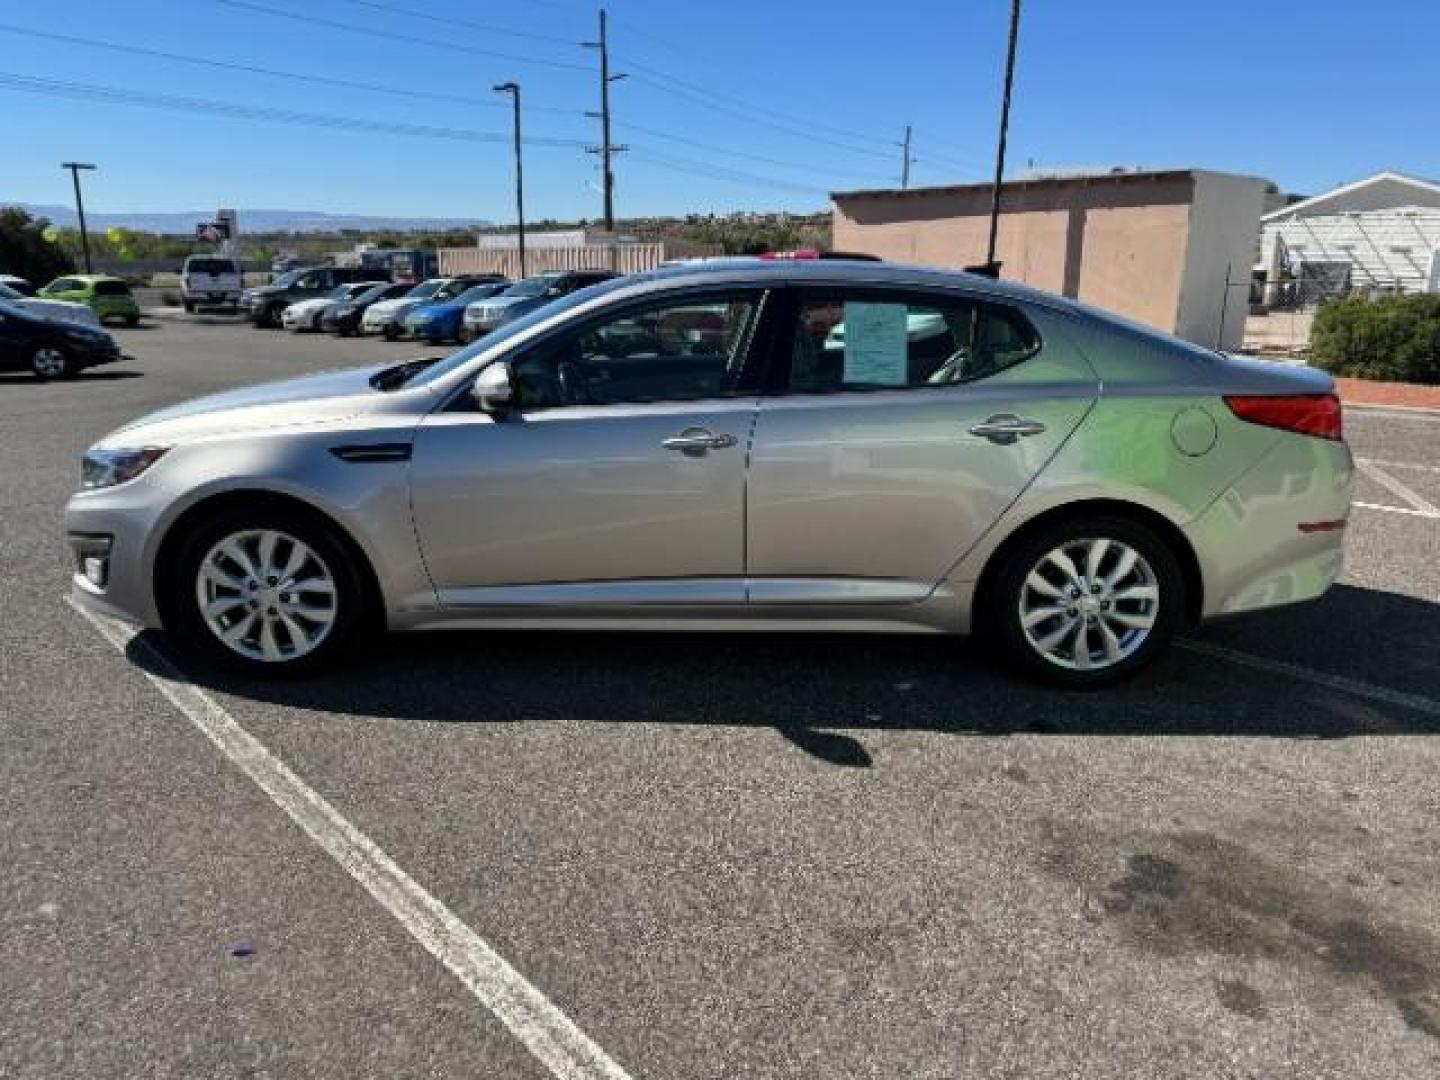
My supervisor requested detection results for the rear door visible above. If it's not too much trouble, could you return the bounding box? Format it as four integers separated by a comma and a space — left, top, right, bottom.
746, 286, 1098, 601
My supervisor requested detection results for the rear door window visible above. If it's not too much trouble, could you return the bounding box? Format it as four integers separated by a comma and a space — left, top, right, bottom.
785, 290, 1040, 393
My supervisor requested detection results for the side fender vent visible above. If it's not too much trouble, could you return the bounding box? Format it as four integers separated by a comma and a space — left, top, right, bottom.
329, 443, 412, 464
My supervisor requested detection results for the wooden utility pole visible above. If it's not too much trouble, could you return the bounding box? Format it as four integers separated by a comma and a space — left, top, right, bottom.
900, 125, 913, 189
583, 10, 628, 231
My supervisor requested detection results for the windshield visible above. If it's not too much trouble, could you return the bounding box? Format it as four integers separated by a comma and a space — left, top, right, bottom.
186, 259, 235, 274
400, 275, 631, 389
271, 269, 308, 288
326, 286, 352, 299
405, 280, 445, 299
453, 283, 504, 305
500, 275, 559, 299
0, 283, 20, 300
353, 283, 392, 304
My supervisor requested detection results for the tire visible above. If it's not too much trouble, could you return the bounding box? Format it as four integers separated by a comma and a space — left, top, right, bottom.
986, 515, 1184, 687
382, 324, 400, 341
124, 314, 140, 328
163, 504, 373, 676
182, 300, 194, 314
31, 344, 75, 380
457, 327, 475, 344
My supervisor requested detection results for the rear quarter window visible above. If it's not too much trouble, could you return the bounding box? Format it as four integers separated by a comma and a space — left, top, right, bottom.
185, 258, 236, 274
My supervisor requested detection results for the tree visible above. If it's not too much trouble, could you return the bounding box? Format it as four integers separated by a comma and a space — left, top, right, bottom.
0, 208, 75, 285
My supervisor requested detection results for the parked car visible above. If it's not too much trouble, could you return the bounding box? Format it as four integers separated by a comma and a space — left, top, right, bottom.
241, 266, 373, 328
320, 281, 412, 337
0, 281, 103, 329
0, 274, 36, 296
361, 276, 501, 340
1, 297, 122, 379
460, 269, 616, 342
64, 260, 1352, 683
401, 280, 511, 344
281, 281, 387, 332
39, 275, 141, 327
181, 255, 243, 313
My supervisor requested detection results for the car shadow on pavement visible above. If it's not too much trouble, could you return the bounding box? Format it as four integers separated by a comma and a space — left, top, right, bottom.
124, 582, 1440, 767
0, 370, 144, 385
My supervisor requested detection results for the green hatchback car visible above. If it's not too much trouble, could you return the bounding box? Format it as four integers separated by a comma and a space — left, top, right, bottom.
40, 275, 141, 326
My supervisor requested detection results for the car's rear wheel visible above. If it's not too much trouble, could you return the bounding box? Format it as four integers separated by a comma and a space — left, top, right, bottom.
988, 515, 1183, 687
165, 506, 371, 675
31, 345, 74, 380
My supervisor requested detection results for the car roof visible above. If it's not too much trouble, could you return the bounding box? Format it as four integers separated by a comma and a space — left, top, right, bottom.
601, 259, 1079, 315
68, 274, 124, 282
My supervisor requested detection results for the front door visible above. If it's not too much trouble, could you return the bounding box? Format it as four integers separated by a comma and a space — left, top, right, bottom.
410, 288, 770, 608
746, 287, 1098, 602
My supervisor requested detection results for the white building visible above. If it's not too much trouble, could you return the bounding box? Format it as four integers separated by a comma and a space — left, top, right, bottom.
1260, 172, 1440, 304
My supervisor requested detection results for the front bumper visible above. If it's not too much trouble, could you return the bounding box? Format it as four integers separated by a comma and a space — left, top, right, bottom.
65, 490, 165, 627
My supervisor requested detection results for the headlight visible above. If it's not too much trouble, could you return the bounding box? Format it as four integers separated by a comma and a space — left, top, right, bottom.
80, 446, 169, 490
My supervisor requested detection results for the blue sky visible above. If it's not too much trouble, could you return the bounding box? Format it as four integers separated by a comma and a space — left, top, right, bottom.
1, 0, 1436, 223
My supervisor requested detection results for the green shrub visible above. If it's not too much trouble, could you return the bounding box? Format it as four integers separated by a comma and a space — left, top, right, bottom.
1309, 294, 1440, 384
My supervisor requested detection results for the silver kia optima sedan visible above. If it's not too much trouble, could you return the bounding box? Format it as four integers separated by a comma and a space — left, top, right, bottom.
65, 261, 1352, 685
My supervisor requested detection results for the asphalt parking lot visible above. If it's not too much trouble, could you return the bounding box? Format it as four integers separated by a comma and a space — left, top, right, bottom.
3, 314, 1439, 1079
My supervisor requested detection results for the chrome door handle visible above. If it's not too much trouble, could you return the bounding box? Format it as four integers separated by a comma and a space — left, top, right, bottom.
662, 428, 737, 453
968, 414, 1047, 445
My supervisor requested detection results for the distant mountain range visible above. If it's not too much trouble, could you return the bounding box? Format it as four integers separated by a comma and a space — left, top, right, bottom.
7, 203, 492, 234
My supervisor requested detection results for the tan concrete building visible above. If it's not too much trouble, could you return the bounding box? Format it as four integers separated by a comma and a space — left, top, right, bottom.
832, 169, 1267, 350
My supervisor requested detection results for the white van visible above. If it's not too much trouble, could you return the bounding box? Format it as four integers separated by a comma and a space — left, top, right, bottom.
181, 256, 242, 313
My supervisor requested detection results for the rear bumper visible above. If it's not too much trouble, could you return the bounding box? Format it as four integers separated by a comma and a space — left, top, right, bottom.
1185, 436, 1353, 618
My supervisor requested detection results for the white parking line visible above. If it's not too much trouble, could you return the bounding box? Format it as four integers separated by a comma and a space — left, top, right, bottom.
67, 599, 634, 1080
1353, 501, 1440, 519
1356, 457, 1440, 476
1356, 460, 1440, 517
1178, 640, 1440, 719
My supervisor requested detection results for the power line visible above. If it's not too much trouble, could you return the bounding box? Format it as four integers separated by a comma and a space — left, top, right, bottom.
627, 150, 832, 199
0, 68, 838, 201
0, 70, 589, 148
0, 22, 580, 116
614, 120, 893, 186
214, 0, 592, 73
333, 0, 579, 47
608, 16, 988, 167
624, 71, 895, 164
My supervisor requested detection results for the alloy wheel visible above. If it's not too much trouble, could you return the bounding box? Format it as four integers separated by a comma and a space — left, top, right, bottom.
1017, 537, 1160, 672
194, 528, 339, 663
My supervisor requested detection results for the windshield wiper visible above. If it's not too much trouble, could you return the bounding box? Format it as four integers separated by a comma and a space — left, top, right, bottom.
370, 357, 441, 391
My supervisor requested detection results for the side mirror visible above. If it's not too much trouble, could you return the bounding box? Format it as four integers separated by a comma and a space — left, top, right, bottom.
472, 362, 515, 415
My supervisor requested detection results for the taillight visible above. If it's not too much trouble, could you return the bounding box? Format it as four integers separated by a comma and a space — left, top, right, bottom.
1223, 394, 1343, 442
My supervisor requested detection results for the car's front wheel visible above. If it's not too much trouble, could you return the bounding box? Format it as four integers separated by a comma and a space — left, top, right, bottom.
31, 344, 75, 380
988, 515, 1183, 687
166, 506, 371, 675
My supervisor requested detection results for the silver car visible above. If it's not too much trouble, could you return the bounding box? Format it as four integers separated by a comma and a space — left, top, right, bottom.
65, 261, 1352, 685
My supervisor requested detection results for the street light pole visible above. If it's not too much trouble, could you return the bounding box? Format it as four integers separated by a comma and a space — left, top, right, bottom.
61, 162, 97, 274
983, 0, 1022, 276
493, 82, 526, 279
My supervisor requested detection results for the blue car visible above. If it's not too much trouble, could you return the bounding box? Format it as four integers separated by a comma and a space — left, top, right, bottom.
401, 280, 510, 344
